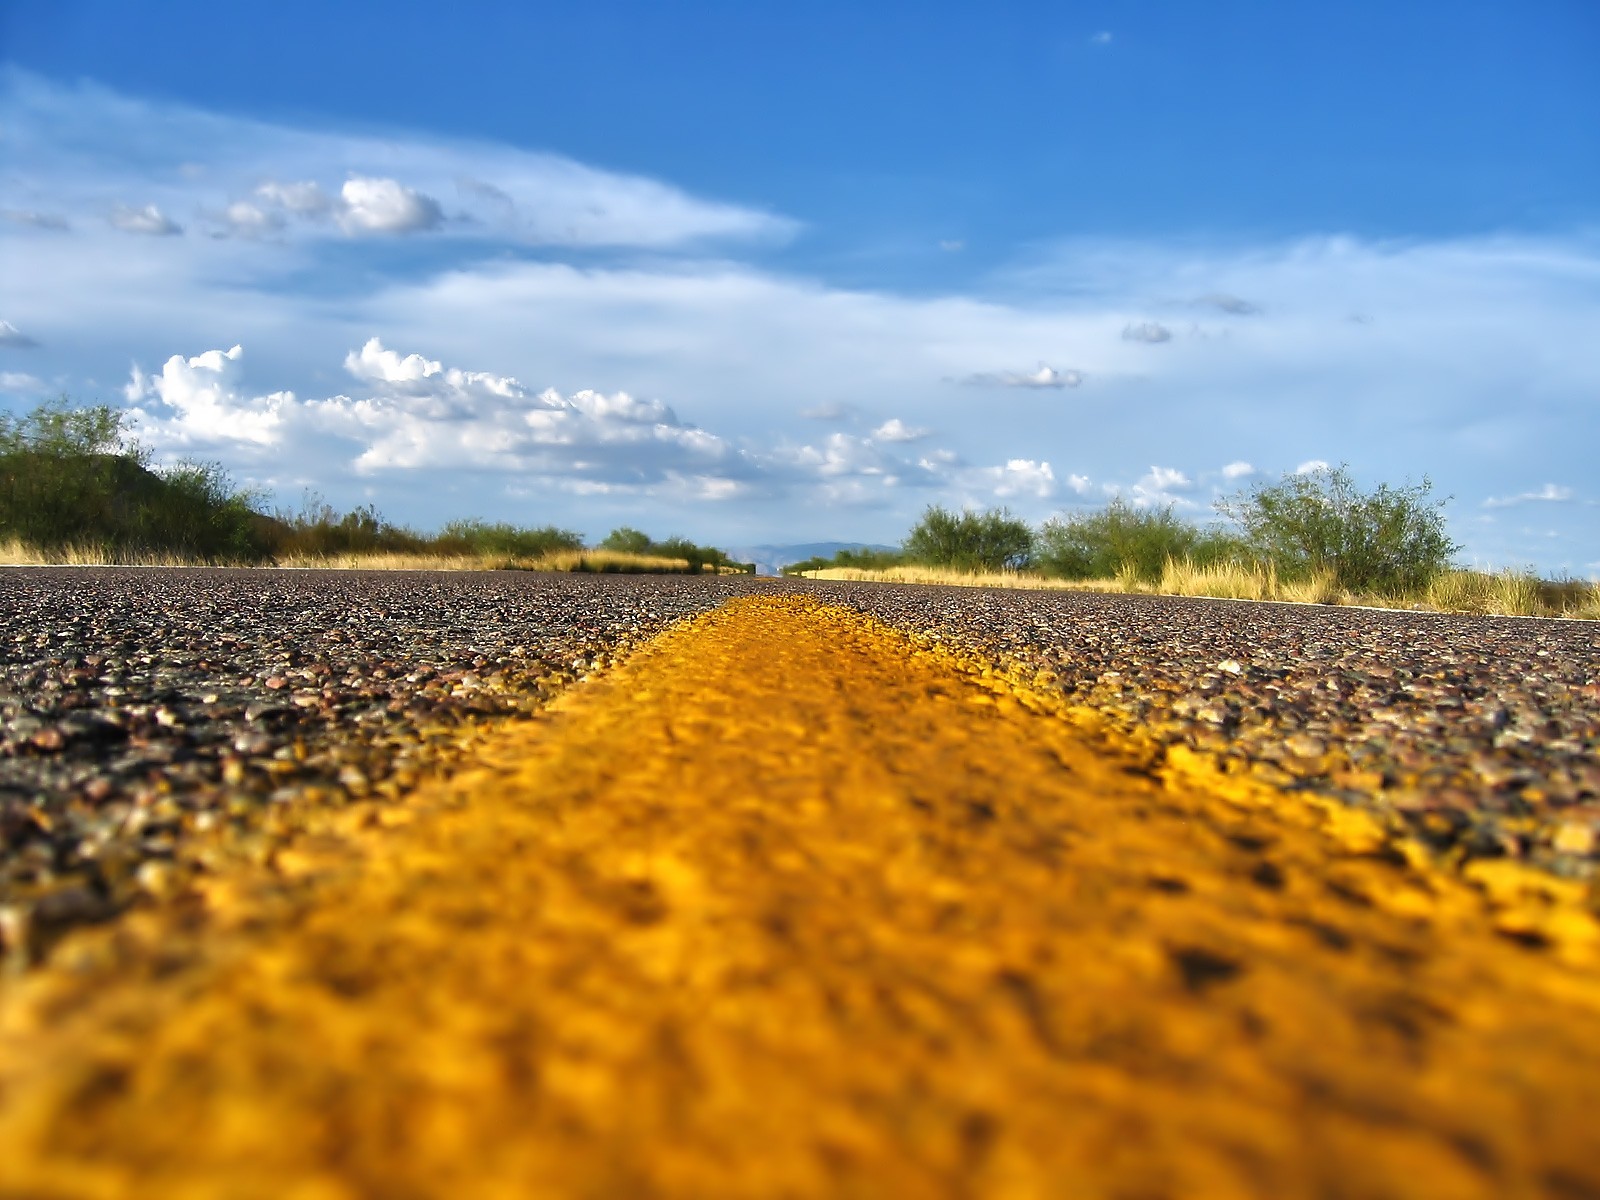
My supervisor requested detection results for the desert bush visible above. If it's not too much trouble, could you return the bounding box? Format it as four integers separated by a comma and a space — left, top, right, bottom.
902, 506, 1034, 571
597, 528, 747, 573
1036, 499, 1250, 582
1215, 463, 1456, 593
782, 546, 905, 575
0, 397, 268, 561
434, 519, 583, 559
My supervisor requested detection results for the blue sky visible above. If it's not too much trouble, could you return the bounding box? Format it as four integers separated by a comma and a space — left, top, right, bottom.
2, 0, 1597, 570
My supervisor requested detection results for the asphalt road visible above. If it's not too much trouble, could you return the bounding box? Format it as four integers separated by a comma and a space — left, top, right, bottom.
2, 593, 1596, 1198
1, 567, 1596, 965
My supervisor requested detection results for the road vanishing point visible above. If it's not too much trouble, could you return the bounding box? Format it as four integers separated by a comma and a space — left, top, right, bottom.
1, 593, 1598, 1199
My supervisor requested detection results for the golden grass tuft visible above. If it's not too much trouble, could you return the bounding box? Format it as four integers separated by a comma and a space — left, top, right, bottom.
2, 541, 705, 574
0, 540, 196, 567
802, 557, 1598, 620
1148, 559, 1342, 604
1561, 580, 1600, 621
1426, 569, 1543, 617
275, 551, 502, 571
800, 565, 1111, 591
523, 549, 693, 574
276, 548, 696, 573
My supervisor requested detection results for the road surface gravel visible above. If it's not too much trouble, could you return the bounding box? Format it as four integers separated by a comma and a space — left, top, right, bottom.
1, 568, 1596, 965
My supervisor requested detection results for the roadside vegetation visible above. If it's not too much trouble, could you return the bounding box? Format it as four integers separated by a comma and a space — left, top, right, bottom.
789, 467, 1597, 620
0, 398, 752, 573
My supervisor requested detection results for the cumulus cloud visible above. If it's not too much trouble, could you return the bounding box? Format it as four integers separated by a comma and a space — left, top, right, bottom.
123, 340, 747, 488
336, 176, 444, 236
1484, 484, 1575, 508
2, 209, 70, 230
1141, 465, 1192, 492
1196, 292, 1259, 315
124, 344, 287, 446
1221, 460, 1255, 479
1122, 321, 1172, 344
219, 200, 285, 238
980, 459, 1057, 499
1124, 465, 1197, 508
1294, 459, 1331, 474
961, 364, 1083, 389
0, 320, 39, 348
1089, 30, 1114, 46
872, 418, 931, 442
257, 180, 333, 216
109, 204, 182, 236
1067, 473, 1093, 494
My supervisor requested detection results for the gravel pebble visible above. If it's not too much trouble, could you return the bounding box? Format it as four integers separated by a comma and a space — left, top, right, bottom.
0, 567, 764, 963
4, 568, 1597, 964
806, 581, 1600, 887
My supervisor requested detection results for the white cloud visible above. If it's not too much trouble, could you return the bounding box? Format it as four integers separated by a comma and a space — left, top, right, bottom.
1484, 483, 1575, 508
124, 339, 749, 486
3, 72, 795, 251
1122, 321, 1172, 343
987, 459, 1057, 499
109, 204, 182, 236
256, 180, 333, 216
220, 200, 285, 238
124, 344, 286, 446
1089, 31, 1114, 46
0, 320, 39, 348
336, 176, 444, 236
1125, 465, 1197, 508
800, 402, 849, 421
939, 239, 965, 252
1142, 465, 1192, 491
0, 371, 44, 393
872, 418, 931, 442
1221, 460, 1255, 479
1294, 459, 1331, 474
1067, 473, 1092, 494
961, 364, 1083, 389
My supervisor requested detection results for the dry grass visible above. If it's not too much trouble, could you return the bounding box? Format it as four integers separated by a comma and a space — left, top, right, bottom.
1152, 559, 1343, 605
0, 539, 195, 567
521, 549, 693, 574
1426, 569, 1543, 617
800, 565, 1111, 591
1562, 580, 1600, 620
803, 557, 1598, 620
264, 548, 699, 573
276, 550, 505, 571
1, 540, 704, 575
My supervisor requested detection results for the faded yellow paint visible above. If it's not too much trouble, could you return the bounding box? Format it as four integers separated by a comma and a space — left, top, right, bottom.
2, 594, 1598, 1199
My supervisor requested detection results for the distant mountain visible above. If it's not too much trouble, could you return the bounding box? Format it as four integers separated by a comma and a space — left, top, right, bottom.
722, 542, 899, 577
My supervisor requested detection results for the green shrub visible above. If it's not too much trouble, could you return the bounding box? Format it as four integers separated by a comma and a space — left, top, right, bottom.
781, 546, 905, 575
1035, 499, 1246, 582
1216, 463, 1456, 593
599, 526, 654, 555
267, 494, 427, 558
435, 519, 583, 559
598, 527, 738, 573
902, 506, 1034, 571
0, 397, 269, 561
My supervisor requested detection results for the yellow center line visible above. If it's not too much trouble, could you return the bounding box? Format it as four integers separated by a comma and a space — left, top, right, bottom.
2, 594, 1597, 1198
